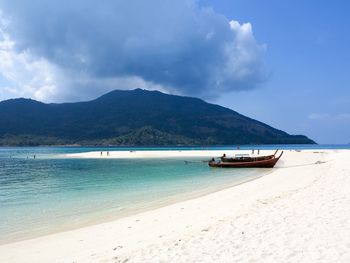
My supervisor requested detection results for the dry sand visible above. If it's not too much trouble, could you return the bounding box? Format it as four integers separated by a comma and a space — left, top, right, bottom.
65, 149, 244, 159
1, 149, 350, 262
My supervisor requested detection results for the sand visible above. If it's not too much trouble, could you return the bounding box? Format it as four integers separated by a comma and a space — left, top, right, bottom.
64, 149, 247, 159
1, 149, 350, 262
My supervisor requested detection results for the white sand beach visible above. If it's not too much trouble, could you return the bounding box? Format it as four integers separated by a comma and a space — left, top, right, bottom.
1, 149, 350, 262
65, 149, 246, 159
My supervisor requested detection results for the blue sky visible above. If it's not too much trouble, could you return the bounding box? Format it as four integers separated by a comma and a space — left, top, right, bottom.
0, 0, 349, 143
203, 0, 350, 144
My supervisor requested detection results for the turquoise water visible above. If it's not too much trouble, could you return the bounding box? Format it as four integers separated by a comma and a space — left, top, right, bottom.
0, 145, 349, 244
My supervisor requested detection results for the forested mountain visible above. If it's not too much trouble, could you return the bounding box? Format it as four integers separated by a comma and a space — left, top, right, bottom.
0, 89, 315, 146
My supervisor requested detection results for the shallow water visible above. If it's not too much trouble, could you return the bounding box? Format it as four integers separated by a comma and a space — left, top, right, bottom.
0, 145, 348, 244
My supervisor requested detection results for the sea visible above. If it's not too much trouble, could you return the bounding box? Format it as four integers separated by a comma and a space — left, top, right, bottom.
0, 145, 349, 244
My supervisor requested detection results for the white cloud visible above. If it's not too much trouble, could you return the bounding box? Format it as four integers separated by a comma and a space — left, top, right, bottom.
335, 113, 350, 121
308, 113, 331, 120
0, 26, 176, 102
308, 113, 350, 122
0, 0, 267, 102
0, 27, 62, 101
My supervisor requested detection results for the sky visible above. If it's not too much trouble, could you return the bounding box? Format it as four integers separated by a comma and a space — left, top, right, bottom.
0, 0, 349, 144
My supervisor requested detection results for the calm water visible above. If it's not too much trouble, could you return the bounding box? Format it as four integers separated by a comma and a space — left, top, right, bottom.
0, 145, 348, 244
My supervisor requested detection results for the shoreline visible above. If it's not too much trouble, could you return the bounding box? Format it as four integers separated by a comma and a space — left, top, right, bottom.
1, 149, 279, 245
0, 168, 268, 246
64, 149, 284, 159
1, 150, 350, 262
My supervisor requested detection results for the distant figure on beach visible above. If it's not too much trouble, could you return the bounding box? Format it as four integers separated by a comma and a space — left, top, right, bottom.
258, 149, 260, 155
252, 149, 255, 154
100, 152, 103, 156
107, 151, 109, 156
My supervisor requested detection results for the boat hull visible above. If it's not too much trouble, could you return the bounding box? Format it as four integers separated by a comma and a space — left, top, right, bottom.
209, 151, 283, 168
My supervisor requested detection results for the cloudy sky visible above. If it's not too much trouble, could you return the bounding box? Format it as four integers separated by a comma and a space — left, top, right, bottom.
0, 0, 349, 144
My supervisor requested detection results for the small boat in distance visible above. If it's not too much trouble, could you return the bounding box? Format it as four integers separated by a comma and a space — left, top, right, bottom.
209, 150, 283, 168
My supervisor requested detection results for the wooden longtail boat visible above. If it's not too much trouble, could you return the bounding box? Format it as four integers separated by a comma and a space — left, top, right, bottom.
221, 149, 279, 162
209, 151, 283, 168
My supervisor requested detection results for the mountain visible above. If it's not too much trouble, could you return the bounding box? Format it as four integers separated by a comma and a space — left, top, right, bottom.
0, 89, 315, 146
